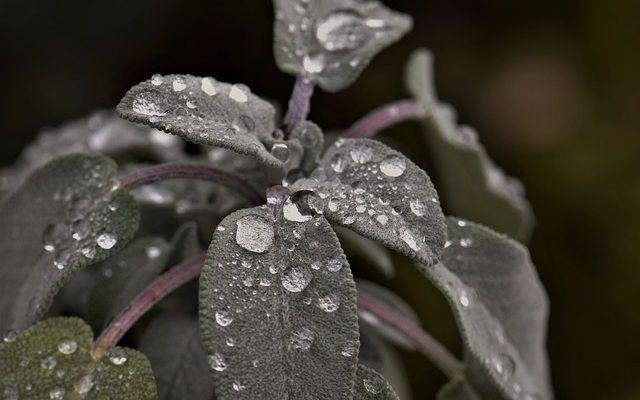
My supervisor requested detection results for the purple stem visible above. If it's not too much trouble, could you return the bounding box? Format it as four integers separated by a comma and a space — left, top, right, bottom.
118, 163, 265, 205
343, 99, 426, 139
93, 254, 206, 358
357, 290, 464, 379
283, 76, 315, 136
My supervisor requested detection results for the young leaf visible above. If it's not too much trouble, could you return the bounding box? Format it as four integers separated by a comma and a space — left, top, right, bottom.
117, 74, 286, 168
0, 317, 156, 399
88, 237, 171, 329
335, 227, 395, 278
405, 49, 534, 241
354, 364, 400, 399
0, 154, 140, 335
422, 218, 551, 399
199, 207, 359, 399
295, 138, 447, 267
273, 0, 413, 92
139, 314, 214, 400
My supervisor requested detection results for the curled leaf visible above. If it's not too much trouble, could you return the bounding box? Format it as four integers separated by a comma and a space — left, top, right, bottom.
273, 0, 412, 92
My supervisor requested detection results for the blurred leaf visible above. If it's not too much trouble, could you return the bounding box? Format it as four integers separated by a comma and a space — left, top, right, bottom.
0, 317, 156, 399
117, 75, 287, 168
422, 218, 550, 399
336, 227, 394, 278
273, 0, 412, 92
437, 378, 481, 400
354, 364, 400, 399
166, 221, 202, 268
296, 138, 446, 267
405, 49, 534, 241
0, 154, 140, 335
139, 314, 214, 400
199, 207, 359, 399
88, 237, 170, 329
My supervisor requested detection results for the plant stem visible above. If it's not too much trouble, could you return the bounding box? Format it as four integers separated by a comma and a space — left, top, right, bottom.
283, 76, 315, 136
356, 290, 464, 379
343, 99, 426, 139
93, 254, 206, 358
118, 163, 264, 205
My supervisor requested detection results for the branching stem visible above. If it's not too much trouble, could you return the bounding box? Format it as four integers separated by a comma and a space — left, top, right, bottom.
118, 162, 264, 205
356, 290, 464, 379
343, 99, 426, 139
283, 76, 315, 136
93, 254, 206, 358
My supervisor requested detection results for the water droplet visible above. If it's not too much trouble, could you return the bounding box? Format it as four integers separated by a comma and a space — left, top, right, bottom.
376, 214, 389, 225
58, 339, 77, 354
108, 348, 128, 365
235, 215, 274, 253
289, 327, 314, 351
201, 77, 217, 96
215, 311, 234, 327
229, 85, 248, 103
444, 240, 452, 248
232, 381, 245, 391
326, 258, 343, 272
302, 54, 325, 74
350, 147, 373, 164
232, 115, 256, 134
226, 337, 236, 347
49, 388, 65, 399
399, 228, 420, 251
97, 233, 117, 249
459, 290, 470, 307
76, 376, 93, 395
283, 190, 323, 222
145, 246, 162, 259
209, 352, 227, 371
271, 143, 290, 163
457, 220, 467, 227
315, 10, 368, 52
363, 376, 383, 394
341, 340, 358, 357
151, 74, 163, 86
330, 153, 345, 173
3, 330, 17, 343
172, 77, 187, 92
379, 155, 406, 177
41, 356, 57, 370
281, 267, 312, 292
42, 223, 66, 252
317, 294, 340, 312
365, 18, 385, 28
459, 238, 473, 248
410, 199, 427, 216
492, 353, 516, 380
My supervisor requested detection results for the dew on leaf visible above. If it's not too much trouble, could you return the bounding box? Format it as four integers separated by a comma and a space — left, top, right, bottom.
145, 246, 161, 259
235, 215, 274, 253
302, 54, 325, 74
209, 352, 227, 372
289, 327, 315, 351
409, 199, 427, 216
49, 387, 65, 400
172, 77, 187, 92
151, 74, 163, 86
200, 77, 217, 96
215, 311, 234, 327
350, 146, 373, 164
40, 355, 57, 370
492, 353, 516, 381
282, 190, 323, 222
326, 258, 343, 272
281, 267, 312, 292
363, 376, 383, 394
317, 294, 340, 312
459, 237, 473, 248
57, 339, 77, 354
108, 348, 128, 365
314, 9, 369, 52
379, 155, 406, 177
228, 85, 248, 103
96, 233, 117, 250
132, 91, 168, 117
232, 115, 256, 134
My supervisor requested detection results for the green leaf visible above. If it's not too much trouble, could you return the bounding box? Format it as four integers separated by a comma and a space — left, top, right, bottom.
405, 49, 534, 241
422, 218, 551, 399
353, 364, 400, 399
296, 138, 447, 267
139, 314, 214, 400
336, 227, 394, 278
199, 207, 359, 399
273, 0, 412, 92
117, 75, 286, 168
88, 237, 171, 329
0, 154, 140, 335
0, 317, 156, 399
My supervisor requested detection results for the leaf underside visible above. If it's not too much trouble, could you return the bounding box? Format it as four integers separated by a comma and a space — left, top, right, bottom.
0, 317, 156, 399
199, 207, 359, 399
273, 0, 412, 92
405, 49, 534, 241
0, 154, 140, 334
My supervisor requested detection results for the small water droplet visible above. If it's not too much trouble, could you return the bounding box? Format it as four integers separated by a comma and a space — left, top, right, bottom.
341, 340, 358, 357
209, 352, 227, 371
330, 153, 345, 173
326, 258, 343, 272
302, 54, 325, 74
281, 267, 312, 292
350, 146, 373, 164
232, 115, 256, 134
215, 311, 234, 327
201, 77, 217, 96
457, 220, 467, 227
317, 294, 340, 312
226, 337, 236, 347
410, 199, 427, 216
363, 376, 383, 394
108, 348, 128, 365
459, 238, 473, 248
315, 10, 369, 52
145, 246, 162, 258
58, 339, 77, 354
289, 327, 314, 351
41, 356, 57, 370
379, 155, 406, 177
96, 233, 117, 250
283, 190, 323, 222
49, 387, 65, 400
235, 215, 274, 253
399, 228, 421, 251
3, 330, 17, 343
492, 353, 516, 380
271, 143, 290, 163
229, 85, 248, 103
172, 77, 187, 92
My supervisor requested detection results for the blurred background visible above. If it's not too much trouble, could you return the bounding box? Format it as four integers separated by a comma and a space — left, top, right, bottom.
1, 0, 638, 398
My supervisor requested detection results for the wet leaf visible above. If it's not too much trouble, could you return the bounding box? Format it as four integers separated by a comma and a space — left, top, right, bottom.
354, 364, 399, 399
139, 314, 214, 400
0, 154, 140, 335
289, 121, 325, 174
273, 0, 412, 92
0, 317, 156, 399
117, 75, 286, 168
295, 138, 447, 267
199, 207, 359, 399
405, 49, 534, 241
422, 218, 550, 399
335, 227, 394, 278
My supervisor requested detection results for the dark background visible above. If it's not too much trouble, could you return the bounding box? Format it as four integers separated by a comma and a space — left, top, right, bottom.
1, 0, 639, 398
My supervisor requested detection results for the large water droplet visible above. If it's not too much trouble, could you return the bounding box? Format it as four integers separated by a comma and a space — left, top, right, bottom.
133, 91, 169, 117
151, 74, 163, 86
58, 339, 77, 354
330, 153, 345, 173
172, 77, 187, 92
271, 143, 290, 163
315, 9, 369, 52
399, 228, 420, 251
215, 311, 234, 327
209, 352, 227, 372
235, 215, 274, 253
459, 237, 473, 248
96, 233, 117, 250
281, 267, 312, 292
289, 327, 315, 351
283, 190, 323, 222
379, 155, 406, 177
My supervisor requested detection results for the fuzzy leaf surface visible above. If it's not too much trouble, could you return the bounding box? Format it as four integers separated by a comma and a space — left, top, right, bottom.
353, 364, 399, 399
199, 207, 359, 399
406, 49, 534, 241
423, 218, 550, 399
296, 138, 446, 266
273, 0, 412, 92
139, 314, 214, 400
117, 75, 286, 168
0, 154, 140, 334
0, 317, 156, 399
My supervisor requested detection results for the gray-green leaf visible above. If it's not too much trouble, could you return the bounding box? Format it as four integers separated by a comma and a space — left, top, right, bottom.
273, 0, 412, 92
405, 49, 534, 241
117, 75, 286, 168
139, 314, 214, 400
422, 218, 551, 399
354, 364, 400, 399
199, 207, 359, 399
297, 138, 447, 266
0, 154, 140, 335
0, 317, 156, 399
335, 227, 394, 278
289, 121, 325, 174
